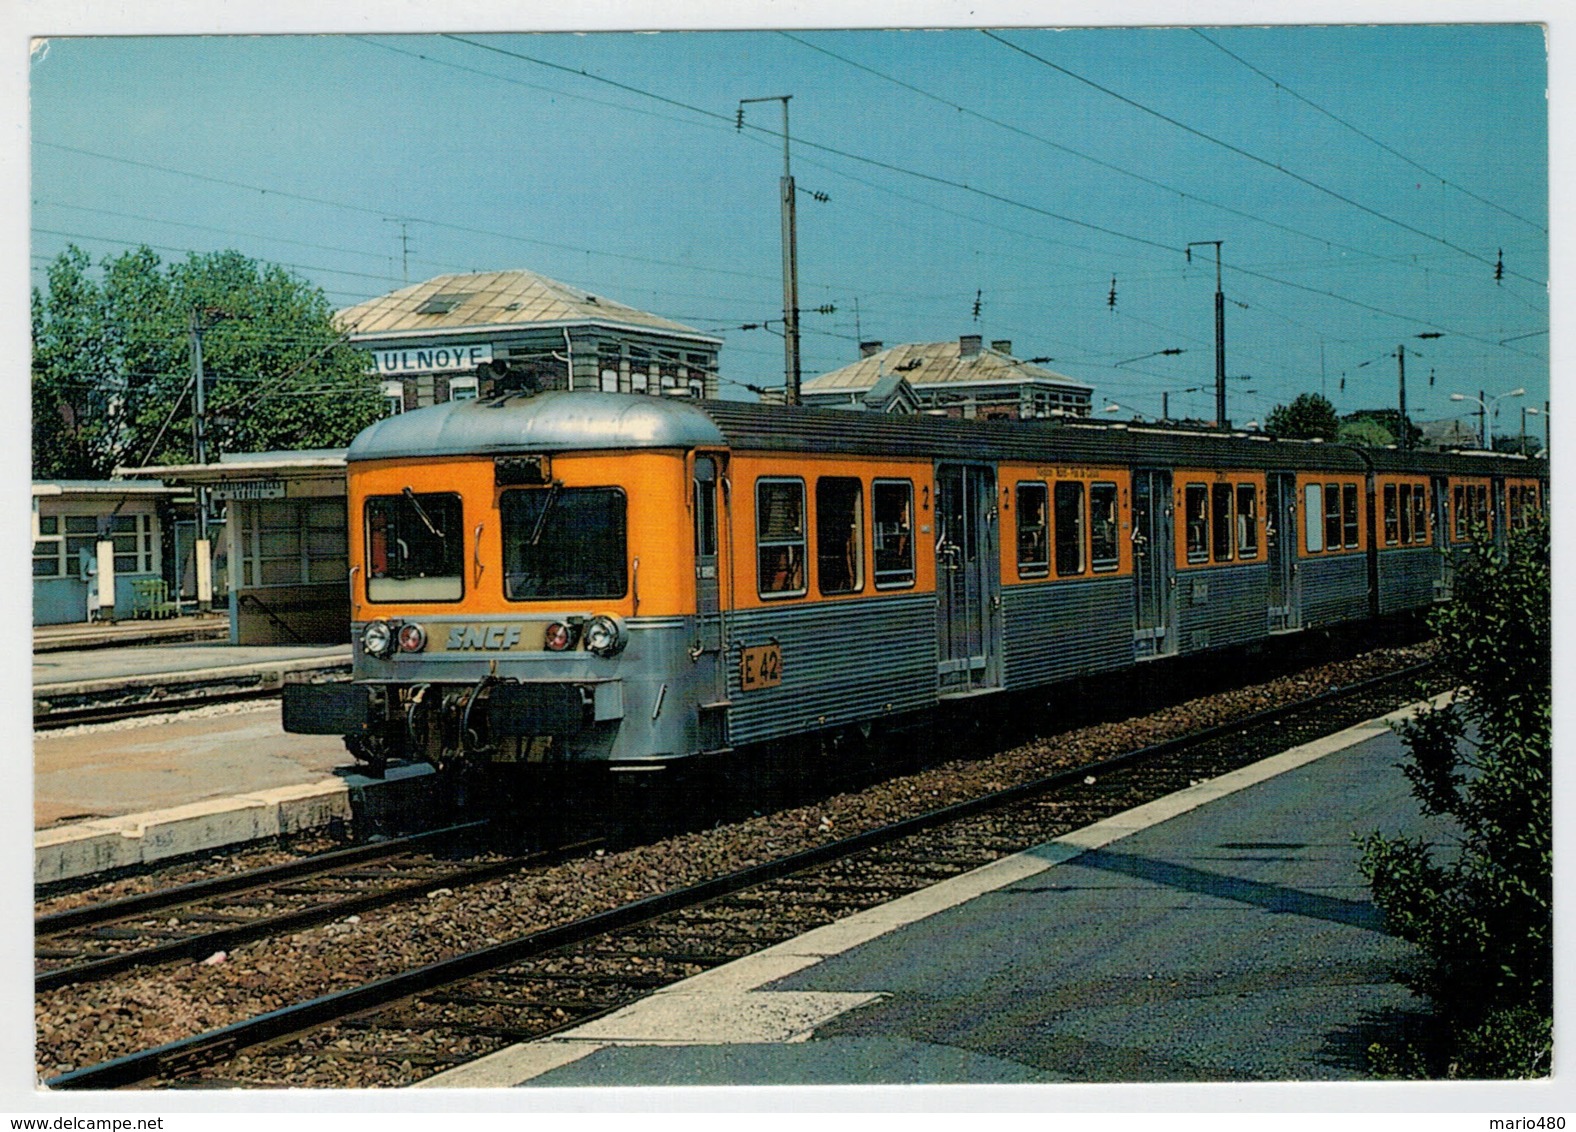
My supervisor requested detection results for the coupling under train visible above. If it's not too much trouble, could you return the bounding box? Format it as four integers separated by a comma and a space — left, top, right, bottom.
283, 390, 1545, 778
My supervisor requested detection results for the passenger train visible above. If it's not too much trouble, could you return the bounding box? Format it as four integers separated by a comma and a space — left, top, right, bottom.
282, 390, 1545, 778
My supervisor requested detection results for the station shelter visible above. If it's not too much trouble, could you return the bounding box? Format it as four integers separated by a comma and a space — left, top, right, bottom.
122, 451, 350, 645
32, 481, 187, 626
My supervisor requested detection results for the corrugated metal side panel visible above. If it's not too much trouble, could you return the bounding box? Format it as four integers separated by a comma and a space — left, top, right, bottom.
1176, 564, 1270, 652
1000, 577, 1133, 689
724, 594, 937, 745
1300, 555, 1369, 627
1378, 546, 1442, 614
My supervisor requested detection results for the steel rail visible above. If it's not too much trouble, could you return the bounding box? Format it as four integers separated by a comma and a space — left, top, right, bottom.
44, 660, 1437, 1090
38, 823, 489, 934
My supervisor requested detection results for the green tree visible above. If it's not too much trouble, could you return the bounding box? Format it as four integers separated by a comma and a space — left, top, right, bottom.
1340, 408, 1423, 449
32, 244, 383, 479
1359, 514, 1551, 1077
1265, 392, 1339, 441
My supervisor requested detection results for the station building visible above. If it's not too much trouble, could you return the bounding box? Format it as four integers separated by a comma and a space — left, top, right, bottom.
802, 335, 1093, 421
337, 269, 724, 411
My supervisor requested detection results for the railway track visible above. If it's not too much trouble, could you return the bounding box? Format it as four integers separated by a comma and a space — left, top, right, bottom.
43, 659, 1440, 1090
35, 823, 594, 992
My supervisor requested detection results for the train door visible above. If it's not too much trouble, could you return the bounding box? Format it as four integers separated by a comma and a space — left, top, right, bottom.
1432, 475, 1453, 598
693, 455, 723, 652
1266, 472, 1301, 632
934, 462, 1001, 695
1131, 469, 1176, 658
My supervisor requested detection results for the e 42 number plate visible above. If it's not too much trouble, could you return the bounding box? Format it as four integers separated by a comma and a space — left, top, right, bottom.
739, 643, 783, 691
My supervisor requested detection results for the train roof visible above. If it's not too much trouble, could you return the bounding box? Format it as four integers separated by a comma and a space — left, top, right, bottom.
346, 391, 1546, 478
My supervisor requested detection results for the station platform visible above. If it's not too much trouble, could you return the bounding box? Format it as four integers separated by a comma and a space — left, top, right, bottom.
423, 697, 1457, 1089
32, 625, 377, 883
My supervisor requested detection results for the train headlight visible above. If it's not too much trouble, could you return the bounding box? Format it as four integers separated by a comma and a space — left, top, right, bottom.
362, 620, 396, 658
396, 622, 427, 653
543, 621, 578, 652
584, 614, 628, 657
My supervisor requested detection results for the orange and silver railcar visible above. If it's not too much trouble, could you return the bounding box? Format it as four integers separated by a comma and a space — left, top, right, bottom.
283, 391, 1544, 777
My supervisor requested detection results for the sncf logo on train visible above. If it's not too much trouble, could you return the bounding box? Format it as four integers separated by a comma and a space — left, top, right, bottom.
443, 624, 526, 651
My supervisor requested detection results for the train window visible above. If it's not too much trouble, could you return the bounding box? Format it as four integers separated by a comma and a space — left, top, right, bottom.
1016, 482, 1050, 578
1211, 483, 1234, 563
365, 492, 464, 603
872, 480, 915, 589
756, 478, 807, 598
694, 460, 718, 560
1383, 485, 1400, 546
1304, 484, 1324, 553
1412, 484, 1430, 543
816, 477, 864, 596
1236, 483, 1259, 558
1090, 482, 1120, 572
1342, 483, 1360, 548
1054, 481, 1085, 576
1321, 483, 1341, 551
1184, 484, 1209, 564
502, 487, 627, 600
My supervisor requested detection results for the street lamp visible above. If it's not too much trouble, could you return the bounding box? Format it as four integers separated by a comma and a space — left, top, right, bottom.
1522, 405, 1544, 455
1450, 388, 1524, 448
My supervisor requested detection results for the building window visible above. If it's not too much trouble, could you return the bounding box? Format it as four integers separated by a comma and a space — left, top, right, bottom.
1090, 482, 1120, 572
1054, 481, 1084, 576
872, 479, 915, 589
1184, 484, 1209, 563
815, 477, 864, 595
1016, 482, 1049, 578
381, 380, 405, 416
756, 478, 807, 598
448, 376, 478, 401
110, 514, 157, 575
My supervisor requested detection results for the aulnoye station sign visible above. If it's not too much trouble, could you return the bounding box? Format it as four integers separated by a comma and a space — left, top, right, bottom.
370, 344, 494, 375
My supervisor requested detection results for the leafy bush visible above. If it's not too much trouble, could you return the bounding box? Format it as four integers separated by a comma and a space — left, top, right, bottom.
1358, 513, 1551, 1078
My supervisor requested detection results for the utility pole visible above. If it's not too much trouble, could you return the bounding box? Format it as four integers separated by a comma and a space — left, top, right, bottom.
1187, 241, 1226, 429
1479, 388, 1487, 448
740, 95, 801, 405
189, 308, 209, 540
1396, 344, 1408, 452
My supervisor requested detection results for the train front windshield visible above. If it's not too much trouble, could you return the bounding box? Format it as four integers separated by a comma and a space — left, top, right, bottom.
366, 491, 464, 602
502, 486, 628, 600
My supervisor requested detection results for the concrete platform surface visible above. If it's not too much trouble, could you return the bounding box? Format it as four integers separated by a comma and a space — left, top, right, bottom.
34, 641, 350, 697
423, 697, 1454, 1089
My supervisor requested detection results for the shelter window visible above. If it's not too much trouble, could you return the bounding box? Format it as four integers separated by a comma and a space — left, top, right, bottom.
1211, 483, 1234, 563
872, 480, 915, 589
365, 492, 464, 603
501, 487, 626, 601
1090, 482, 1120, 572
1235, 483, 1259, 558
1054, 481, 1085, 576
1015, 482, 1049, 578
816, 477, 864, 596
1184, 484, 1209, 564
757, 478, 807, 598
33, 515, 63, 577
110, 514, 157, 575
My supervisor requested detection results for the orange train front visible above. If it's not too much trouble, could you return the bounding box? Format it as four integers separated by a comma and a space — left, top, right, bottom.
284, 389, 1544, 779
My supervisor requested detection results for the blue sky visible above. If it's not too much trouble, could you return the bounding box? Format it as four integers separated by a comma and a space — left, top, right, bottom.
28, 22, 1551, 432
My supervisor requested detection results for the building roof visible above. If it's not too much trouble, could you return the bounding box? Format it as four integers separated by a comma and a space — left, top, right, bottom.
335, 270, 720, 344
33, 480, 180, 497
803, 338, 1091, 395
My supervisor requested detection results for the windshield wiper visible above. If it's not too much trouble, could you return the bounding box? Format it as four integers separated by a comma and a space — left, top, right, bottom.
529, 481, 563, 546
402, 487, 443, 538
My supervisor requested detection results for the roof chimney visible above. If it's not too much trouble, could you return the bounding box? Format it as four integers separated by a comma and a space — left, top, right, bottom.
991, 339, 1012, 356
859, 340, 883, 359
959, 334, 983, 358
